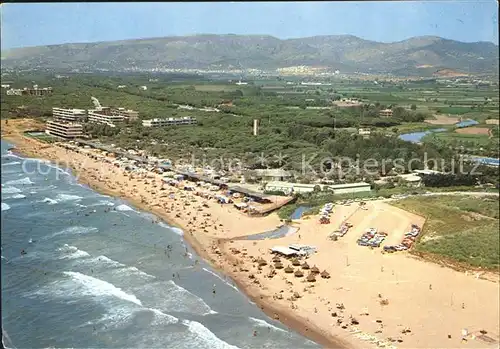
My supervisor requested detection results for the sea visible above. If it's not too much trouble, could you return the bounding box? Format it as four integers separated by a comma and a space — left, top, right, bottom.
0, 140, 319, 349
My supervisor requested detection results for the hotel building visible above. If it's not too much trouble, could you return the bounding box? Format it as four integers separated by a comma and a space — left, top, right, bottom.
142, 116, 197, 127
379, 109, 394, 118
45, 120, 83, 139
52, 107, 87, 122
87, 107, 139, 126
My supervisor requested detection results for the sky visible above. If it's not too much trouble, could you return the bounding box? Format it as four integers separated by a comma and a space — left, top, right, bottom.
1, 1, 498, 50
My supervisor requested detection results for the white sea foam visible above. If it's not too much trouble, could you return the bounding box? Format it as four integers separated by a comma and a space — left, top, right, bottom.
202, 268, 239, 292
4, 177, 34, 185
1, 203, 10, 211
63, 271, 143, 306
132, 280, 216, 316
24, 271, 143, 306
89, 255, 126, 268
45, 226, 98, 240
2, 186, 21, 194
42, 197, 58, 205
1, 152, 21, 159
115, 266, 156, 280
115, 204, 134, 211
57, 244, 91, 260
158, 223, 184, 236
10, 194, 26, 199
1, 161, 21, 166
148, 308, 179, 325
182, 320, 240, 349
88, 200, 115, 207
249, 317, 288, 333
55, 194, 83, 202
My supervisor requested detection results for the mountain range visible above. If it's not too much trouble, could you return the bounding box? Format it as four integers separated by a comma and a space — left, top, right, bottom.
1, 34, 498, 76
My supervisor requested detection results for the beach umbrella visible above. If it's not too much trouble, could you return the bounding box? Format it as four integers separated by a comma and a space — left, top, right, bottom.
257, 258, 267, 266
320, 270, 331, 279
294, 269, 304, 277
272, 256, 281, 263
274, 262, 284, 269
284, 266, 294, 273
306, 272, 316, 282
301, 262, 310, 270
311, 265, 320, 274
291, 258, 301, 266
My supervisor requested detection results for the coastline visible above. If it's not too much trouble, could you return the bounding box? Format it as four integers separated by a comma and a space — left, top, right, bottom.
3, 120, 499, 349
1, 125, 353, 348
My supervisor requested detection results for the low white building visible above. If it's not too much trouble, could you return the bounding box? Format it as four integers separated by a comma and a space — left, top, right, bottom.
265, 181, 371, 194
253, 169, 293, 182
142, 117, 197, 127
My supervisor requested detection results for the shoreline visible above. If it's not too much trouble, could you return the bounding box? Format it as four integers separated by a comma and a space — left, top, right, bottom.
3, 120, 499, 349
1, 130, 353, 348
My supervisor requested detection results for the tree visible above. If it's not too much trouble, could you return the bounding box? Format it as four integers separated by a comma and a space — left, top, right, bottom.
410, 104, 417, 110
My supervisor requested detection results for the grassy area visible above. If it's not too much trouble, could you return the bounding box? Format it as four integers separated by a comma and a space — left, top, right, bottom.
24, 131, 58, 143
392, 196, 499, 269
435, 106, 475, 115
433, 132, 493, 146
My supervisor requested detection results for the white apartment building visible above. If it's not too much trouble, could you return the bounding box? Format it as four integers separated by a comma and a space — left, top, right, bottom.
52, 107, 87, 122
113, 108, 139, 121
142, 117, 197, 127
88, 109, 126, 127
45, 120, 83, 139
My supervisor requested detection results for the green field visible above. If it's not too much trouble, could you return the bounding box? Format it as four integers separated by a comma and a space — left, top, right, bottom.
433, 132, 493, 146
392, 196, 499, 269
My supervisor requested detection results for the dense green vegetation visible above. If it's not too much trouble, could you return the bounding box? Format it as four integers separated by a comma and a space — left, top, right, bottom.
1, 72, 498, 177
392, 196, 499, 269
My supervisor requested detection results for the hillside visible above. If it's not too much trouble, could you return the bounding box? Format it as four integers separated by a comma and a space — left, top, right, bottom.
1, 34, 498, 76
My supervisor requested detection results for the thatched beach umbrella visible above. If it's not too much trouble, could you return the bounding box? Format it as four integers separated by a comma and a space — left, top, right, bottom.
306, 272, 317, 282
284, 266, 294, 273
291, 258, 301, 266
301, 262, 310, 270
294, 269, 304, 278
274, 262, 284, 269
257, 258, 267, 267
311, 266, 320, 274
272, 256, 281, 263
320, 270, 331, 279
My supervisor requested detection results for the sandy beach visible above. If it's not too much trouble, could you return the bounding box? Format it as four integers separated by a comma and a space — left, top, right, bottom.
2, 119, 499, 349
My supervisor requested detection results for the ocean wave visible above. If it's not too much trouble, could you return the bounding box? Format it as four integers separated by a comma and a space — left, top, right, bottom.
64, 271, 143, 306
249, 317, 288, 333
132, 280, 216, 316
1, 203, 10, 211
1, 152, 21, 159
182, 320, 240, 349
10, 194, 27, 199
148, 308, 179, 325
1, 161, 21, 167
159, 222, 184, 236
4, 177, 34, 186
88, 200, 115, 207
45, 226, 98, 240
202, 268, 239, 292
2, 186, 22, 194
24, 271, 143, 307
115, 204, 134, 212
114, 266, 156, 280
57, 244, 91, 260
55, 194, 83, 202
42, 198, 58, 205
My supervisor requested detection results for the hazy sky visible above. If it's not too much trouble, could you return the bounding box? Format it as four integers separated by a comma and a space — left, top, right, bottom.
1, 1, 498, 49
